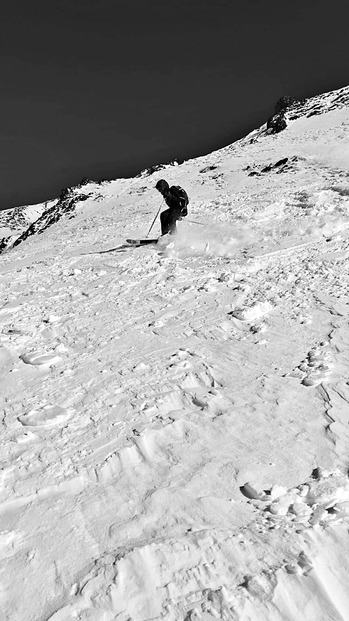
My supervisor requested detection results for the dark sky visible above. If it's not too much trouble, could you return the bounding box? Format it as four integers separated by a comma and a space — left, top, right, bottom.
1, 0, 349, 210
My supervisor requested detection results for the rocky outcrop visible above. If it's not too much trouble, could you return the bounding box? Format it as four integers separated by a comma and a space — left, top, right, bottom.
139, 157, 184, 177
274, 96, 306, 114
78, 177, 94, 187
254, 87, 349, 141
266, 112, 287, 134
279, 87, 349, 121
0, 202, 52, 231
11, 189, 91, 250
0, 235, 15, 253
0, 187, 92, 254
0, 175, 111, 254
267, 95, 305, 133
246, 156, 301, 176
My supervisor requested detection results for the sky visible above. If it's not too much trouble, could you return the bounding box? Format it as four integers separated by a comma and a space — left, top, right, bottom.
1, 0, 349, 210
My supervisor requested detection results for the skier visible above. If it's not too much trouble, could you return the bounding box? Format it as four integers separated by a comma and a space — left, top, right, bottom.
155, 179, 189, 236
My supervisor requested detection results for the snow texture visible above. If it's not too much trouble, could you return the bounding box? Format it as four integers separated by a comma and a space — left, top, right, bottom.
1, 85, 349, 621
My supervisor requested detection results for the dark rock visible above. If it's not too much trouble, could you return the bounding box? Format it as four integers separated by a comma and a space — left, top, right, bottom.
307, 109, 322, 118
261, 164, 273, 173
146, 163, 166, 175
311, 467, 321, 480
199, 165, 218, 173
78, 177, 93, 186
171, 157, 184, 165
0, 236, 11, 252
138, 157, 184, 177
247, 156, 298, 177
267, 112, 287, 134
275, 96, 305, 114
59, 187, 73, 201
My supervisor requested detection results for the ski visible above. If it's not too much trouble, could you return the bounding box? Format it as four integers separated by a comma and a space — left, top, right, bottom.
126, 238, 159, 246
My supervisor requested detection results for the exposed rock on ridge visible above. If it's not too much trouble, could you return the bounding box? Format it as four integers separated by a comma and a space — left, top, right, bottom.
0, 179, 105, 254
267, 112, 288, 134
263, 86, 349, 137
0, 199, 57, 233
11, 188, 92, 250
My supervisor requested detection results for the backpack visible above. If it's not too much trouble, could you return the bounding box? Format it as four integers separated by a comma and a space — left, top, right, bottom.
170, 185, 189, 217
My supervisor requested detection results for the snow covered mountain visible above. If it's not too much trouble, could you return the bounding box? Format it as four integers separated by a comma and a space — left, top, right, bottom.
2, 85, 348, 255
0, 199, 57, 251
1, 85, 349, 621
0, 179, 105, 253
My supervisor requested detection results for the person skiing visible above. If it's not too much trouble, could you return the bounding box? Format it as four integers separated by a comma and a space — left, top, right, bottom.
155, 179, 189, 236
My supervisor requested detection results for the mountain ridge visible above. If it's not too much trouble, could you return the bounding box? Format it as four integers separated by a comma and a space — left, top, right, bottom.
1, 84, 348, 255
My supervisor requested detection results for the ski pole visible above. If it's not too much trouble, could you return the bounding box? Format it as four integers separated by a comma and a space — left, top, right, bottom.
146, 198, 164, 237
187, 219, 205, 226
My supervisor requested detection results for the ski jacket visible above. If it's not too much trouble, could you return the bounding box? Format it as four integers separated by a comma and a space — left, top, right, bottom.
164, 186, 189, 217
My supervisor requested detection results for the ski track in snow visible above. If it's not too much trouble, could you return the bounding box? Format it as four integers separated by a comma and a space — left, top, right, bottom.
1, 87, 349, 620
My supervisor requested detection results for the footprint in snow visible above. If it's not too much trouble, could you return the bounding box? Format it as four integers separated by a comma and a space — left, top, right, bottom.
288, 342, 332, 386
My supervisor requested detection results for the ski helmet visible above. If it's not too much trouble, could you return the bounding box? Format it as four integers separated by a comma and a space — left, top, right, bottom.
155, 179, 169, 192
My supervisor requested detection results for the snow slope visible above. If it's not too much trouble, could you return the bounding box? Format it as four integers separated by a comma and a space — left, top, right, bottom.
1, 86, 349, 621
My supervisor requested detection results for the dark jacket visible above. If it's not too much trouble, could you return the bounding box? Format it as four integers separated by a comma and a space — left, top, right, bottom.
164, 186, 188, 216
